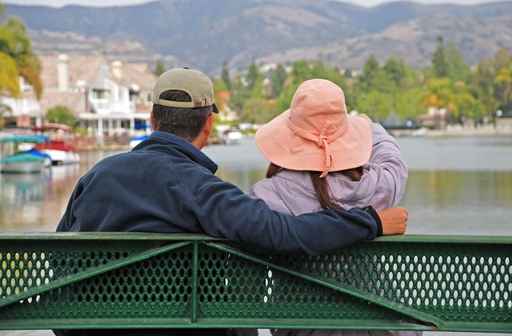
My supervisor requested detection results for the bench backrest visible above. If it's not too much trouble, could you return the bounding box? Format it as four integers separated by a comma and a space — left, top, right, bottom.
0, 234, 511, 333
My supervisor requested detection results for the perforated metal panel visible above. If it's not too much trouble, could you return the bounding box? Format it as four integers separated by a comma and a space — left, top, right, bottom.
0, 234, 511, 333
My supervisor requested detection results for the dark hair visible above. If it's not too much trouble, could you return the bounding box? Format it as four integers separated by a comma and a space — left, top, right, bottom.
152, 90, 212, 141
266, 163, 363, 210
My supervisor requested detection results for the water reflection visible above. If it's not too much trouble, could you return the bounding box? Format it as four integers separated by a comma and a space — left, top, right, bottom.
0, 151, 112, 232
0, 137, 511, 235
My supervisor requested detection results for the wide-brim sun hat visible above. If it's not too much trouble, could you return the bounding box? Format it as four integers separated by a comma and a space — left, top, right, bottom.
255, 79, 372, 177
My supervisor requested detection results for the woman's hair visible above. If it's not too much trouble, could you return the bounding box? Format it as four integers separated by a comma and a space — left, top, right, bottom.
266, 163, 363, 210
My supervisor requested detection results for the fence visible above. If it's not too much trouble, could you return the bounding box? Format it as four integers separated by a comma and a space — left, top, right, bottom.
0, 233, 511, 333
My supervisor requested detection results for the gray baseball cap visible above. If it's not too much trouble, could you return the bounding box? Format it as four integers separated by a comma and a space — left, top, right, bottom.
153, 67, 218, 113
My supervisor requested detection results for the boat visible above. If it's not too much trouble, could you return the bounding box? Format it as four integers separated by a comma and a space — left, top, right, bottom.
223, 129, 243, 145
33, 124, 80, 165
34, 140, 80, 165
0, 135, 52, 174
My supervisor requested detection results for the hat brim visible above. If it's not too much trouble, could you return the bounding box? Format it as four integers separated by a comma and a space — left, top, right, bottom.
255, 110, 373, 172
213, 104, 219, 113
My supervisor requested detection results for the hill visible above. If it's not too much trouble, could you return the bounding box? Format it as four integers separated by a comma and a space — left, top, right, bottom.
5, 0, 512, 72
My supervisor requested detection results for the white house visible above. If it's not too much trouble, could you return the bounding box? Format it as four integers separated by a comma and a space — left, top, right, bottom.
0, 77, 43, 128
40, 54, 156, 140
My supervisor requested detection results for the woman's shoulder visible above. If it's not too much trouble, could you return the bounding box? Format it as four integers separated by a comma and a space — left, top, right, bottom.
251, 170, 316, 214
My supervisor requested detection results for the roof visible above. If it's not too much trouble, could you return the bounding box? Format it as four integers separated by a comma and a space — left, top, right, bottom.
39, 53, 157, 115
40, 54, 156, 92
39, 89, 85, 116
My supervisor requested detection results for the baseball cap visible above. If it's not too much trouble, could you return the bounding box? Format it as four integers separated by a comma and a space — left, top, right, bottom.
152, 67, 218, 113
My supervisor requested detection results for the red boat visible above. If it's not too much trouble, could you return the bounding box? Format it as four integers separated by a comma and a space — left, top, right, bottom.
33, 124, 80, 165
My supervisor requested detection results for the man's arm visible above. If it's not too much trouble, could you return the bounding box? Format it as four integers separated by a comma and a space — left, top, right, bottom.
189, 173, 384, 255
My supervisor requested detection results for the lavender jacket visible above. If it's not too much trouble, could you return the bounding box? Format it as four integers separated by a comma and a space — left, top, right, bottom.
251, 123, 417, 336
251, 123, 408, 214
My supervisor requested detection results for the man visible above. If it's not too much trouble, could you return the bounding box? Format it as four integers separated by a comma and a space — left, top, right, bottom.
56, 68, 407, 335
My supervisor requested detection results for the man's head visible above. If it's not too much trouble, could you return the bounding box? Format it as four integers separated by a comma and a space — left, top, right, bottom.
151, 68, 218, 149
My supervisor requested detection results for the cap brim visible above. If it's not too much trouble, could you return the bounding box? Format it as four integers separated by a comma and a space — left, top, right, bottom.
255, 111, 373, 172
213, 104, 219, 113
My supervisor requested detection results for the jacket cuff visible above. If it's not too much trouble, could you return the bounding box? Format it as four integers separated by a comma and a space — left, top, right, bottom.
365, 206, 383, 236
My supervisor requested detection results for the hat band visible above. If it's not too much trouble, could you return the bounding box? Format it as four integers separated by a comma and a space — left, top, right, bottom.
157, 99, 195, 108
287, 117, 346, 178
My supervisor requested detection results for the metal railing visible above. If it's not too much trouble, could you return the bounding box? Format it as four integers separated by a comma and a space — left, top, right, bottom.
0, 233, 511, 333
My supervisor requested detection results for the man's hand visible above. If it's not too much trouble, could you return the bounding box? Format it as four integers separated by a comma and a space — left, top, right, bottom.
378, 207, 408, 235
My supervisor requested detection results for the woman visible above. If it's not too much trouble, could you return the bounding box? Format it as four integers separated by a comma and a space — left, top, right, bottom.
251, 79, 414, 336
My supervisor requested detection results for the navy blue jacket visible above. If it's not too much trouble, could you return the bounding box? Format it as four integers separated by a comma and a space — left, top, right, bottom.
57, 131, 382, 255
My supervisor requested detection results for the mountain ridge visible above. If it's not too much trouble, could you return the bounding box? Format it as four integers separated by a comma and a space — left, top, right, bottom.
4, 0, 512, 72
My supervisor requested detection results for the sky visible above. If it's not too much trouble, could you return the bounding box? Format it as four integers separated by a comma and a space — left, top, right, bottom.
3, 0, 510, 7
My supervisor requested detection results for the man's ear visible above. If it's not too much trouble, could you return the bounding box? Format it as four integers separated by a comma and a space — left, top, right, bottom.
150, 112, 157, 130
205, 113, 214, 137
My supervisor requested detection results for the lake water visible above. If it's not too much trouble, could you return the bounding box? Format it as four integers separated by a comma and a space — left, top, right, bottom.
1, 136, 512, 235
0, 135, 511, 336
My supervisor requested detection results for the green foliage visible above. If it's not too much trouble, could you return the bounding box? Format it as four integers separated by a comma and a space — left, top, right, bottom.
360, 55, 380, 91
270, 64, 286, 98
153, 60, 166, 76
432, 36, 449, 78
0, 51, 20, 97
46, 105, 77, 127
239, 97, 278, 124
0, 13, 42, 99
431, 36, 470, 82
221, 61, 231, 90
213, 45, 511, 126
246, 62, 261, 91
355, 90, 393, 120
274, 60, 348, 111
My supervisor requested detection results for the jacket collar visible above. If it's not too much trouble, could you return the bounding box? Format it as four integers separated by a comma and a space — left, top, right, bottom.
134, 131, 218, 174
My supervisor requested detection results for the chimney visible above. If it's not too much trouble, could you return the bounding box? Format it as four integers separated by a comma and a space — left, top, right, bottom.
112, 60, 123, 80
57, 54, 69, 92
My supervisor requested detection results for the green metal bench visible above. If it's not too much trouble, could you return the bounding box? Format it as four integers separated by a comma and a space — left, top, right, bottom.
0, 234, 511, 333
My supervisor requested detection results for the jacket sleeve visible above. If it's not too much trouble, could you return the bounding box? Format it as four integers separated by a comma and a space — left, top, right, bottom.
367, 123, 408, 207
190, 172, 382, 255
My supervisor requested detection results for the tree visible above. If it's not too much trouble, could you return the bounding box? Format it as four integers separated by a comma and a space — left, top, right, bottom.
394, 88, 425, 119
246, 61, 261, 90
0, 17, 42, 99
46, 105, 77, 127
495, 66, 512, 110
431, 37, 469, 81
471, 59, 498, 116
360, 55, 380, 91
354, 90, 393, 121
432, 36, 449, 78
494, 48, 512, 71
270, 64, 287, 98
445, 42, 470, 82
213, 79, 229, 112
0, 52, 20, 97
221, 61, 231, 90
383, 57, 406, 86
240, 97, 278, 124
153, 60, 166, 76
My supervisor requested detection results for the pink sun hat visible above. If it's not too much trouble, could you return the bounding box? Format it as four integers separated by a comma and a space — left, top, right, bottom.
255, 79, 372, 178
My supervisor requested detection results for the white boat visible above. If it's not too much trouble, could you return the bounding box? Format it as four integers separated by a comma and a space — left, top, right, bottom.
223, 130, 243, 145
33, 124, 80, 165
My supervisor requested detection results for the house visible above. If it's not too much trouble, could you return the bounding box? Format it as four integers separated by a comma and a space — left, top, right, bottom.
39, 54, 156, 139
496, 110, 512, 131
0, 77, 43, 128
417, 107, 449, 129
